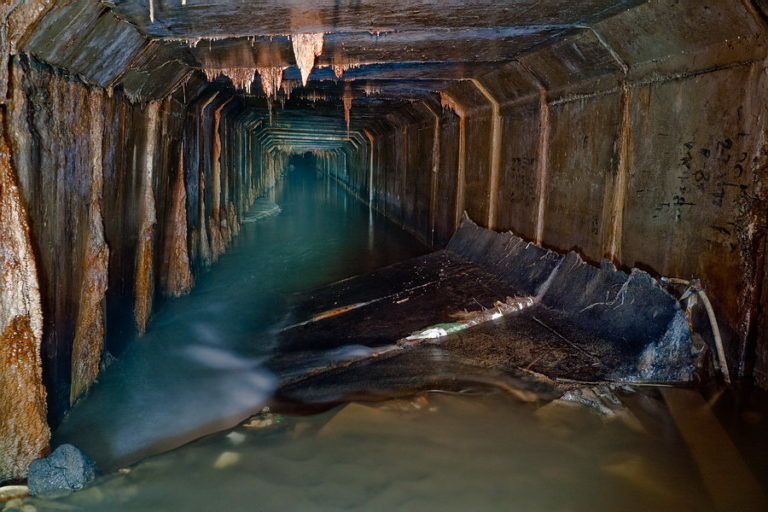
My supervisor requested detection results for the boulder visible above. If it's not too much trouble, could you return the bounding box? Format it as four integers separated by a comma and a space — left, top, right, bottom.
27, 445, 96, 497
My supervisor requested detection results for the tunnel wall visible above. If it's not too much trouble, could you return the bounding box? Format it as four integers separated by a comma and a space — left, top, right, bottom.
359, 0, 768, 385
0, 54, 274, 480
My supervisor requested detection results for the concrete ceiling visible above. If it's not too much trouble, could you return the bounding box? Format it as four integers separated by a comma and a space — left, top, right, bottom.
22, 0, 645, 92
19, 0, 650, 148
110, 0, 642, 39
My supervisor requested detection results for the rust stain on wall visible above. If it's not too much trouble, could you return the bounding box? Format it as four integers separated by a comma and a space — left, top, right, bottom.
134, 101, 160, 336
162, 143, 194, 297
70, 89, 110, 403
534, 89, 551, 246
604, 84, 633, 263
209, 97, 233, 262
0, 122, 49, 481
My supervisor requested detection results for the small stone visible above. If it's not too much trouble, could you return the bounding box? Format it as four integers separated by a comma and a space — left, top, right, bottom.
243, 411, 283, 429
557, 385, 644, 432
2, 499, 22, 512
213, 451, 240, 469
27, 444, 96, 498
243, 417, 273, 429
226, 432, 246, 446
0, 486, 28, 501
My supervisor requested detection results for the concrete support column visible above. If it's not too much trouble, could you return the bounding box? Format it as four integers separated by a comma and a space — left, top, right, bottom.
134, 101, 160, 336
210, 97, 233, 261
583, 24, 632, 264
440, 92, 468, 231
604, 84, 632, 263
421, 101, 442, 247
516, 61, 550, 246
70, 88, 109, 403
467, 78, 502, 230
534, 89, 550, 246
363, 129, 375, 205
196, 92, 219, 267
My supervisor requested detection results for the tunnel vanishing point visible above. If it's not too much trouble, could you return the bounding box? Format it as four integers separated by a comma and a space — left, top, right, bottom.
2, 0, 768, 483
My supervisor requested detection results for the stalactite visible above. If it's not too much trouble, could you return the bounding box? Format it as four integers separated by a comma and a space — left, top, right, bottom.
281, 80, 297, 99
440, 92, 467, 229
363, 82, 381, 96
439, 91, 466, 117
70, 89, 109, 404
149, 0, 154, 22
256, 67, 284, 99
343, 81, 353, 136
291, 32, 324, 86
331, 61, 360, 79
0, 116, 49, 482
203, 68, 256, 93
162, 144, 194, 298
134, 101, 160, 336
304, 91, 327, 103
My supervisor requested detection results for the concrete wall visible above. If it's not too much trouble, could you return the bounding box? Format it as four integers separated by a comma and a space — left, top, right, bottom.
360, 0, 768, 385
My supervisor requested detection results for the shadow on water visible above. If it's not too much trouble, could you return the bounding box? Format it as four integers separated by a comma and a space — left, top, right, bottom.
54, 162, 428, 469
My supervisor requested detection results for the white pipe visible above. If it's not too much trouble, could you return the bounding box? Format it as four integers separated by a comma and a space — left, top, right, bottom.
662, 277, 731, 384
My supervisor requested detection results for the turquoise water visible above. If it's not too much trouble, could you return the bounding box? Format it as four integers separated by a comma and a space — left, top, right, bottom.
54, 165, 427, 469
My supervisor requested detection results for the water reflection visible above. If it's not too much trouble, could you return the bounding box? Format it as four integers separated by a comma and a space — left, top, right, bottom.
54, 163, 427, 469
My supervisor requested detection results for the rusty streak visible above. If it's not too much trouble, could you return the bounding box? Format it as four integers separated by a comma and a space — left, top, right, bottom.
605, 84, 633, 262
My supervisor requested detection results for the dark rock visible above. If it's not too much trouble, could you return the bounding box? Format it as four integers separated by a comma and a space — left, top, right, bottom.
27, 444, 96, 497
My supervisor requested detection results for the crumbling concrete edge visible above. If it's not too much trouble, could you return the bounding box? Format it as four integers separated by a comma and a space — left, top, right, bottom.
447, 214, 697, 383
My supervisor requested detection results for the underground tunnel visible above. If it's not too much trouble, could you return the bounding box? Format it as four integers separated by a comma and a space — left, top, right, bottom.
2, 0, 768, 510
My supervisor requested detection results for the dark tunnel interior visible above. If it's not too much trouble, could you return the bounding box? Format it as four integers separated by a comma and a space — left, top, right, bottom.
2, 1, 768, 510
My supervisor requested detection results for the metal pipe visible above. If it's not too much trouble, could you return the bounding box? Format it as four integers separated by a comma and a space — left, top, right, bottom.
662, 277, 731, 384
